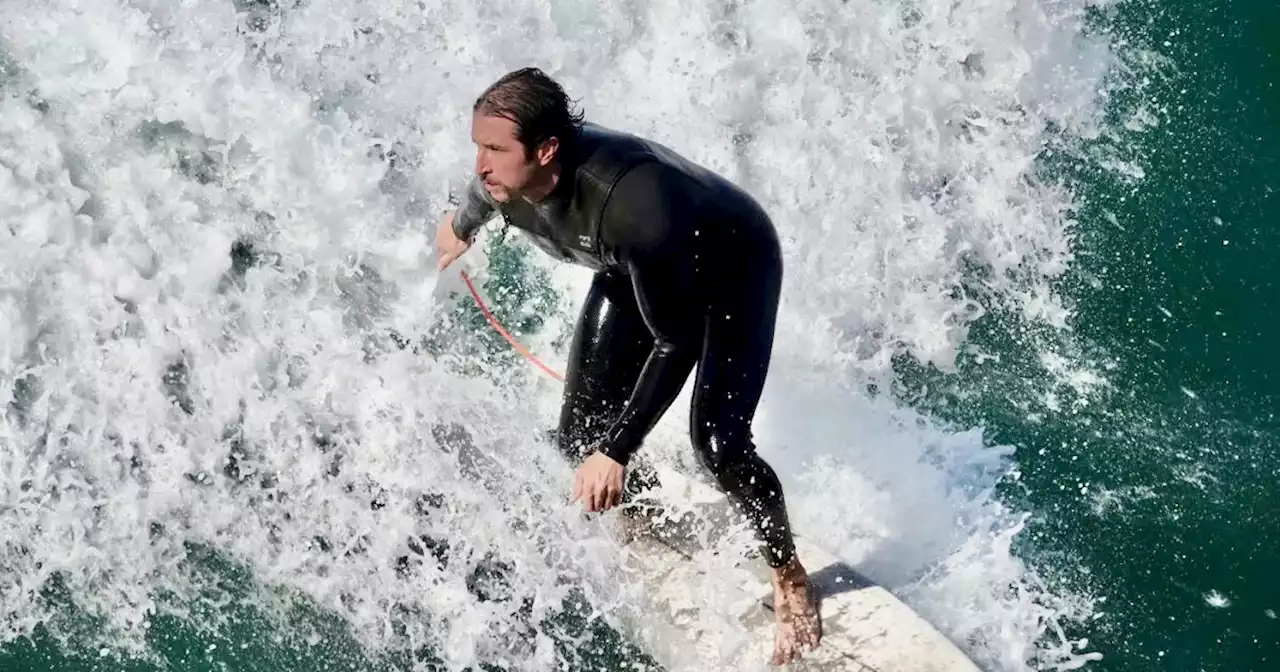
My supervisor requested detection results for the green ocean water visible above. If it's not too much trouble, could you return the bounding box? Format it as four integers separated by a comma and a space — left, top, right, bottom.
901, 0, 1279, 669
1, 0, 1276, 671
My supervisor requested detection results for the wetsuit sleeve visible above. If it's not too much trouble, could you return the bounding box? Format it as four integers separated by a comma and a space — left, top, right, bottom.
451, 177, 497, 242
596, 161, 703, 465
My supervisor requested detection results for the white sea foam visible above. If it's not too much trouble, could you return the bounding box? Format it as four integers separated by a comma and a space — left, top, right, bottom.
1, 1, 1123, 669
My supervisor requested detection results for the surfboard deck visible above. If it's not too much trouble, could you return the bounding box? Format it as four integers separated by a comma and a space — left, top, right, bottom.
615, 466, 984, 672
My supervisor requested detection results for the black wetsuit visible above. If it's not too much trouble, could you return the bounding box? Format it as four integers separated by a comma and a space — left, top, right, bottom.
452, 123, 795, 568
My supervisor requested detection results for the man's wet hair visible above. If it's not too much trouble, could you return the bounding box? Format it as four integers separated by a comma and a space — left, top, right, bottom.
474, 67, 585, 158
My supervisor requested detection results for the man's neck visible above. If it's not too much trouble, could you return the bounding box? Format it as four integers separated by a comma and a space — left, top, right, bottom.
521, 161, 562, 203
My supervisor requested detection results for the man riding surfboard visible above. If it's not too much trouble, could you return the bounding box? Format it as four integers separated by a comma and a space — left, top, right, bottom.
434, 67, 822, 666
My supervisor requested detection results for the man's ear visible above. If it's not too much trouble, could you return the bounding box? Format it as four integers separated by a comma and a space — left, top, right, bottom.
535, 136, 559, 166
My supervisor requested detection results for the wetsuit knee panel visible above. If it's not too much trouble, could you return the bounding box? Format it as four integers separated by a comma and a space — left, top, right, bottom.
689, 422, 754, 476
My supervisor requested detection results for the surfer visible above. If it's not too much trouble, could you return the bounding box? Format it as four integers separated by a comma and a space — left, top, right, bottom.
434, 67, 822, 665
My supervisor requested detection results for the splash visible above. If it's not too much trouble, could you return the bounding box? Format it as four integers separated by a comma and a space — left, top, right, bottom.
1, 0, 1128, 670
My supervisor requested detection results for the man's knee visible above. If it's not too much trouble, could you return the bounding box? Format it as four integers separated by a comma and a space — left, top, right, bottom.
547, 425, 594, 465
690, 421, 752, 478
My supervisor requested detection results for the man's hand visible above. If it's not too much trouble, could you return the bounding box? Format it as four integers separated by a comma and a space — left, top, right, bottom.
435, 210, 471, 271
571, 451, 627, 513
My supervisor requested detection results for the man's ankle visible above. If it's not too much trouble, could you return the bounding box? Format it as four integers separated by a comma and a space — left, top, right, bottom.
770, 555, 808, 587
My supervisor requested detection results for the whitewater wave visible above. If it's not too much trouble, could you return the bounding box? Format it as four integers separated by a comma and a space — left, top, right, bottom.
1, 1, 1127, 670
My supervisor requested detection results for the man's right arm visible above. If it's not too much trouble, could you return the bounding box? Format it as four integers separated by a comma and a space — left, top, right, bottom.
451, 177, 497, 242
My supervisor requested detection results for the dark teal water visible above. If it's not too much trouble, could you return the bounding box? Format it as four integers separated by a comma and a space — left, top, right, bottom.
3, 1, 1276, 671
901, 1, 1279, 669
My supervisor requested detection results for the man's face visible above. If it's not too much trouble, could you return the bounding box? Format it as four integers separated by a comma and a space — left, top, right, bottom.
471, 112, 552, 202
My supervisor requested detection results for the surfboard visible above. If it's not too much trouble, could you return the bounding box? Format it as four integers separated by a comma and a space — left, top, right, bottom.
615, 465, 985, 672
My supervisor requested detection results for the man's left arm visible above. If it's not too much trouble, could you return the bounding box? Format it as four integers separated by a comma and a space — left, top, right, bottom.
596, 162, 703, 466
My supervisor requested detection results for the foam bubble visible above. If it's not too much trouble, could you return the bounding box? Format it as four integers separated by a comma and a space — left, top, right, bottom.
1, 0, 1124, 670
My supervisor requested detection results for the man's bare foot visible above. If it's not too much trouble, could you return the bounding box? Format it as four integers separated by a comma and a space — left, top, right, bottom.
769, 556, 822, 665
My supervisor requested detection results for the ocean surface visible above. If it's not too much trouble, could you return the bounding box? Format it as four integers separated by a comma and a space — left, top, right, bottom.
1, 1, 1275, 671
